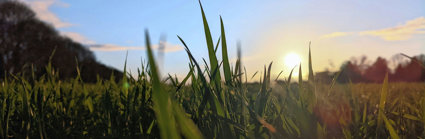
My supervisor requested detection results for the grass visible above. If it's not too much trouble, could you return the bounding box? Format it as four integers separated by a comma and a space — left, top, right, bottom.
1, 1, 425, 138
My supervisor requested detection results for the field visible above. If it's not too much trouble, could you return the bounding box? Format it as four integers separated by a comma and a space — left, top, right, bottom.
1, 3, 425, 139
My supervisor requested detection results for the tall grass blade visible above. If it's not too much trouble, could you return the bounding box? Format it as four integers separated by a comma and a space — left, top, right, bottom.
214, 37, 221, 53
199, 0, 221, 86
308, 42, 314, 82
176, 66, 194, 92
145, 30, 179, 139
220, 16, 232, 85
251, 71, 258, 80
275, 70, 283, 81
287, 66, 296, 86
377, 73, 389, 134
298, 63, 303, 86
178, 35, 225, 117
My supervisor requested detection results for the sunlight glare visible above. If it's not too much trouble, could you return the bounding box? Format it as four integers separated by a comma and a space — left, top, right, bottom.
284, 53, 301, 69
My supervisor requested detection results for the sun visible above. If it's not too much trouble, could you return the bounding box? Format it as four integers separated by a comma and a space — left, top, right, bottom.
284, 53, 301, 69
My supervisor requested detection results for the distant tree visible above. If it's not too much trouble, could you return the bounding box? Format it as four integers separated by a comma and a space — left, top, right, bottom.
337, 61, 365, 83
0, 1, 122, 82
391, 56, 424, 82
363, 57, 389, 82
336, 54, 425, 83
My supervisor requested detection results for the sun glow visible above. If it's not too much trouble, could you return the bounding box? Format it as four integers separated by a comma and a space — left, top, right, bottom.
284, 53, 301, 69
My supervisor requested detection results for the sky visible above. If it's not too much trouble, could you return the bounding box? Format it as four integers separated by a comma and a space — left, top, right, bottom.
21, 0, 425, 80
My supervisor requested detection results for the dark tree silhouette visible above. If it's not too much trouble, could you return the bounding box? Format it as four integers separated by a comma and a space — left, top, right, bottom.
363, 57, 389, 83
337, 61, 365, 83
335, 55, 425, 83
0, 1, 122, 82
390, 56, 424, 82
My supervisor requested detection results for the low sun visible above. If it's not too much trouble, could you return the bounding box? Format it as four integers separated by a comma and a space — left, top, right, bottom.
284, 53, 301, 69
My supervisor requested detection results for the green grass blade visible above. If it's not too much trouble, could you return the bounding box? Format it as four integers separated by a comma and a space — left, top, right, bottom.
199, 0, 221, 85
176, 66, 194, 92
172, 101, 204, 139
220, 16, 232, 85
178, 35, 224, 117
124, 51, 128, 77
377, 73, 389, 133
383, 114, 400, 139
214, 37, 221, 53
145, 30, 180, 139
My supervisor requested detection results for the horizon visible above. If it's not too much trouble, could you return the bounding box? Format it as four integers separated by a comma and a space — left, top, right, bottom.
18, 0, 425, 80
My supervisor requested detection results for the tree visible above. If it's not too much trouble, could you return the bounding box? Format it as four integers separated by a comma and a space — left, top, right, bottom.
391, 56, 423, 82
0, 1, 122, 82
337, 61, 365, 83
363, 57, 389, 82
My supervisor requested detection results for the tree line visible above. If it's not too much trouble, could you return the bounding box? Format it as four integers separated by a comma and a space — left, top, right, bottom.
316, 55, 425, 83
0, 1, 123, 82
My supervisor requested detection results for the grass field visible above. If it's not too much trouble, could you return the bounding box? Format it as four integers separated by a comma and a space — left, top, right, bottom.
1, 2, 425, 139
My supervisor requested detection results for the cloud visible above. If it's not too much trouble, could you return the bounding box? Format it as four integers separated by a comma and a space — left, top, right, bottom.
321, 17, 425, 41
155, 42, 185, 52
359, 17, 425, 41
320, 32, 353, 39
62, 32, 96, 45
88, 42, 184, 52
21, 0, 72, 28
89, 44, 145, 51
61, 32, 183, 52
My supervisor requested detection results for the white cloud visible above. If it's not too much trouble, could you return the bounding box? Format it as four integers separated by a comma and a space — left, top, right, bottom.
61, 32, 184, 52
359, 17, 425, 41
89, 42, 184, 52
321, 17, 425, 41
89, 44, 146, 51
61, 32, 96, 45
21, 0, 72, 28
156, 42, 184, 53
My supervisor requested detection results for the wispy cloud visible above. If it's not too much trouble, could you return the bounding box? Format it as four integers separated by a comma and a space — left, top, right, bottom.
89, 42, 184, 52
321, 17, 425, 41
359, 17, 425, 41
89, 44, 145, 51
22, 0, 72, 28
320, 32, 353, 39
61, 32, 96, 45
61, 32, 183, 52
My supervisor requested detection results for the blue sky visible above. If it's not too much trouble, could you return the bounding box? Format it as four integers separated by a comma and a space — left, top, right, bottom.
22, 0, 425, 80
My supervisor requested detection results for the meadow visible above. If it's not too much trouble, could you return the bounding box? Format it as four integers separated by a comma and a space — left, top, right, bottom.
1, 3, 425, 139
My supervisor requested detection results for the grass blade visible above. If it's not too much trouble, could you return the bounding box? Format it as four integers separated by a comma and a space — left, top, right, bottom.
173, 101, 204, 139
145, 30, 179, 139
287, 66, 296, 86
308, 42, 314, 82
199, 0, 221, 86
214, 37, 221, 53
377, 73, 389, 133
383, 114, 400, 139
220, 16, 232, 85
